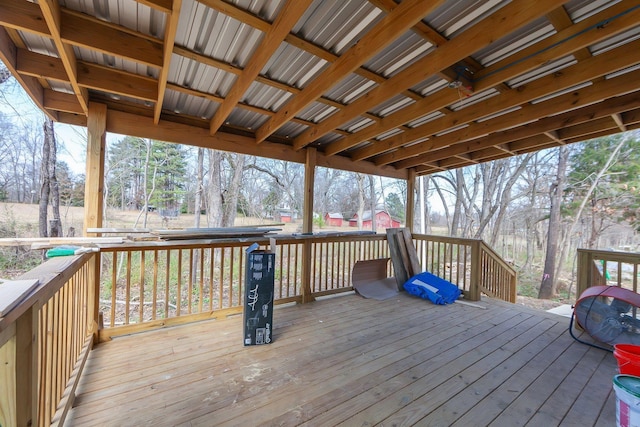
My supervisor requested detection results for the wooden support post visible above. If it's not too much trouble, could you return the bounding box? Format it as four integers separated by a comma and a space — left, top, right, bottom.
406, 168, 416, 233
84, 102, 106, 237
576, 249, 592, 303
84, 102, 107, 343
469, 240, 482, 301
301, 148, 316, 303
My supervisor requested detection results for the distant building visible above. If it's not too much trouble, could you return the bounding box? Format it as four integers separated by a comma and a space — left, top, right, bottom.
276, 210, 294, 223
324, 212, 344, 227
348, 210, 401, 229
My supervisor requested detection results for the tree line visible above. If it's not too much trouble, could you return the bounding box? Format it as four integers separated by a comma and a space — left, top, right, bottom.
2, 68, 640, 299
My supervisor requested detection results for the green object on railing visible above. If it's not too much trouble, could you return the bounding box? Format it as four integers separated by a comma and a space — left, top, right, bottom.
46, 246, 79, 257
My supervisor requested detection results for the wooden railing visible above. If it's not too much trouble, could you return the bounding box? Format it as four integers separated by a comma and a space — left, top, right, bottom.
0, 231, 517, 426
576, 248, 640, 299
412, 234, 517, 302
0, 253, 97, 427
96, 234, 391, 340
98, 233, 517, 341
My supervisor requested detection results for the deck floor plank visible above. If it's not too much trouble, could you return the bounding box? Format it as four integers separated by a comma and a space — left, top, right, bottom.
64, 293, 617, 427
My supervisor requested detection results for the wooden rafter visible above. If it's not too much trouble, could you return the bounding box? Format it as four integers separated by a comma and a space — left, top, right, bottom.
209, 0, 314, 134
326, 1, 640, 159
38, 0, 88, 115
293, 0, 566, 152
392, 87, 640, 170
254, 0, 447, 144
351, 36, 640, 162
154, 0, 181, 124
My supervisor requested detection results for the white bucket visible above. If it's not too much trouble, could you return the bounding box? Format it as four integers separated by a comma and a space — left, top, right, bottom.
614, 375, 640, 427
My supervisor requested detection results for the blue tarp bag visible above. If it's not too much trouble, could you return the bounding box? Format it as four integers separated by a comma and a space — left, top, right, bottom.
403, 271, 461, 305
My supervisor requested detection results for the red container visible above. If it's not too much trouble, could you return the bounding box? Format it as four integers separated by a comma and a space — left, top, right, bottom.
614, 344, 640, 376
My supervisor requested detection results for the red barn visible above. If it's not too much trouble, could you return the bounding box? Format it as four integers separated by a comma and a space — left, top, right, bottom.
348, 210, 401, 229
324, 212, 344, 226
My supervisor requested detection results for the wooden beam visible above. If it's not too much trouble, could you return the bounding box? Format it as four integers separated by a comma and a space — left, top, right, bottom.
16, 49, 67, 82
612, 113, 628, 132
381, 69, 640, 168
60, 9, 164, 68
0, 28, 56, 121
544, 131, 566, 145
0, 0, 50, 36
400, 90, 640, 168
153, 0, 181, 124
38, 0, 89, 115
406, 168, 416, 232
256, 0, 446, 144
135, 0, 173, 14
303, 148, 316, 234
84, 102, 107, 235
293, 0, 565, 151
209, 0, 313, 134
331, 2, 640, 159
368, 41, 640, 164
43, 90, 84, 114
77, 62, 158, 102
474, 1, 640, 91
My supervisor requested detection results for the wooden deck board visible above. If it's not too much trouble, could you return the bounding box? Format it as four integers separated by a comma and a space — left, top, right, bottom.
64, 293, 618, 427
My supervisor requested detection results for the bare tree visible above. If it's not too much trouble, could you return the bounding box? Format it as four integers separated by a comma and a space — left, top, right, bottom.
539, 147, 569, 299
38, 118, 60, 237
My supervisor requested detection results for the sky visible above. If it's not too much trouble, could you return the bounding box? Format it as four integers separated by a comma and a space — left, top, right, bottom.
0, 75, 113, 176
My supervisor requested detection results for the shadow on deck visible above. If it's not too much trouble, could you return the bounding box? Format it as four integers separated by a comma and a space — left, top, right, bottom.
66, 292, 617, 426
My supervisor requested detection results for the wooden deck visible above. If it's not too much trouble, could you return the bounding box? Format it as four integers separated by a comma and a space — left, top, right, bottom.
65, 292, 617, 426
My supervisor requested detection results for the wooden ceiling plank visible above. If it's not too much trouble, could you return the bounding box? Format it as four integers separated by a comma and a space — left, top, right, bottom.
0, 27, 57, 121
209, 0, 313, 135
38, 0, 89, 115
153, 0, 181, 124
330, 2, 637, 159
295, 0, 565, 152
350, 36, 640, 161
61, 10, 164, 68
255, 0, 447, 144
393, 89, 640, 168
379, 69, 640, 168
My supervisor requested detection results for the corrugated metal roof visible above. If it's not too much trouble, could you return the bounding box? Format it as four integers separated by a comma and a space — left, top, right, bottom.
1, 0, 638, 178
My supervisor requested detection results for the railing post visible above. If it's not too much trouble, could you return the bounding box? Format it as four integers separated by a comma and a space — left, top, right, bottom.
88, 253, 101, 344
576, 249, 592, 303
469, 240, 482, 301
16, 306, 38, 427
301, 239, 314, 303
0, 305, 38, 427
